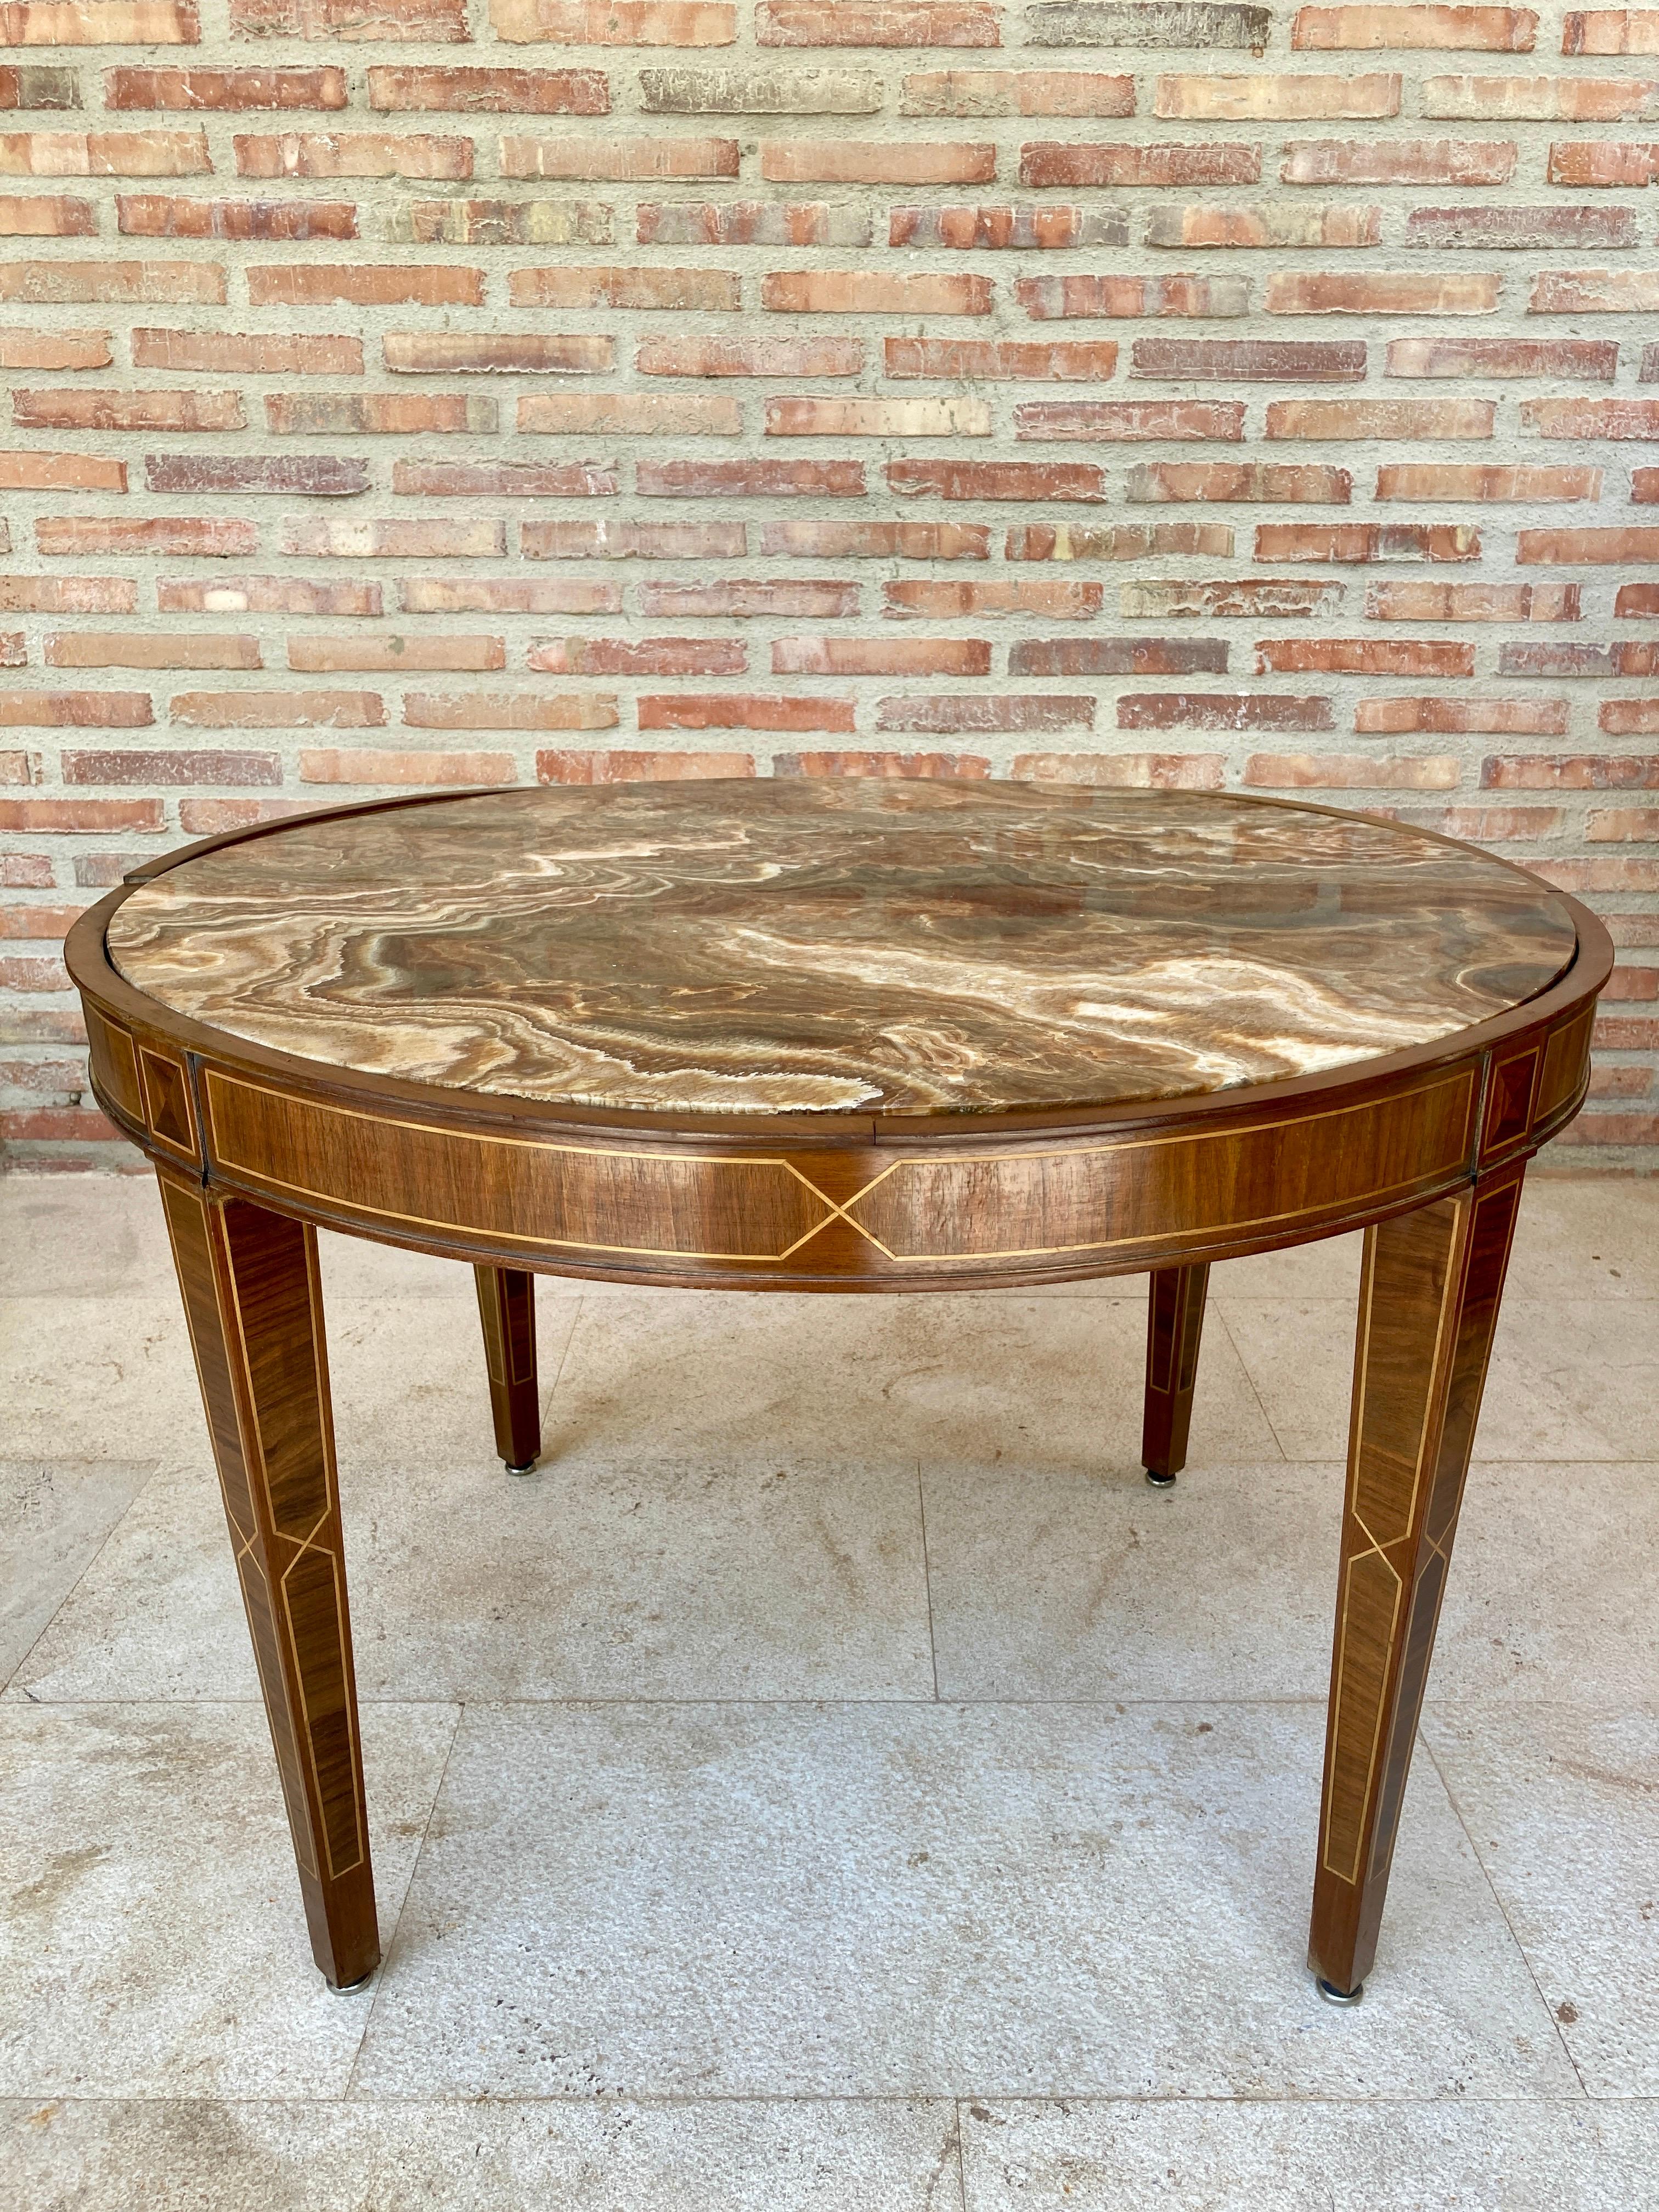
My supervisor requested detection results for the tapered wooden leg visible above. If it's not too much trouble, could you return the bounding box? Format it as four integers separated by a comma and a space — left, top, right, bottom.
1310, 1165, 1525, 2000
474, 1263, 540, 1473
156, 1167, 378, 1990
1142, 1262, 1209, 1485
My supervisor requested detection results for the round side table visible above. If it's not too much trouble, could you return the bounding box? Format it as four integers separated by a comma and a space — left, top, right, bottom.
65, 777, 1611, 2006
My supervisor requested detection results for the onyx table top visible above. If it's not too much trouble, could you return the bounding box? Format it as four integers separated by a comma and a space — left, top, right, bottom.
105, 779, 1579, 1121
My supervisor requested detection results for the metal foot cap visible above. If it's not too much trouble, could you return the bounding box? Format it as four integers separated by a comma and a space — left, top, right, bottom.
1316, 1976, 1363, 2007
326, 1969, 375, 1996
1144, 1466, 1177, 1488
504, 1458, 537, 1476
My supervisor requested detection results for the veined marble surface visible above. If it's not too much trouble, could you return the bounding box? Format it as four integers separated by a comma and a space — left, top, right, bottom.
106, 780, 1579, 1118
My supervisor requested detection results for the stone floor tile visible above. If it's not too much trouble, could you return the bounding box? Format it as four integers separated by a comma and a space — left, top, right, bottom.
353, 1701, 1572, 2102
0, 1172, 173, 1300
1209, 1227, 1364, 1302
10, 1448, 935, 1705
0, 1460, 153, 1688
1423, 1703, 1659, 2098
1214, 1299, 1655, 1462
1, 2096, 962, 2212
0, 1702, 456, 2099
960, 2098, 1657, 2211
924, 1460, 1344, 1702
549, 1288, 1279, 1479
1504, 1176, 1659, 1302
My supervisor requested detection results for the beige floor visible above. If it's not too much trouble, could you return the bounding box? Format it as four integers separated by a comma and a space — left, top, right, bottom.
1, 1172, 1655, 2210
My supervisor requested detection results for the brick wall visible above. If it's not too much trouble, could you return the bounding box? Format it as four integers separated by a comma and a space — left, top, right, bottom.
1, 0, 1655, 1167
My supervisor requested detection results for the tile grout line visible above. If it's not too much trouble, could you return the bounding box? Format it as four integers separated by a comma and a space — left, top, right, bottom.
535, 1284, 584, 1428
951, 2095, 970, 2212
339, 1697, 468, 2104
2, 1455, 163, 1705
917, 1460, 941, 1704
1207, 1300, 1295, 1465
1417, 1722, 1592, 2100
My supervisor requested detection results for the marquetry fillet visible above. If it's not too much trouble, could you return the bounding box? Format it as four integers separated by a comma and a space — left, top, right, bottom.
156, 1169, 378, 1992
1308, 1167, 1526, 1999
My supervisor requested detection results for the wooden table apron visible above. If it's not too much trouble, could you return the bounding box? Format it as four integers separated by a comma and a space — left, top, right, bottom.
64, 797, 1613, 2004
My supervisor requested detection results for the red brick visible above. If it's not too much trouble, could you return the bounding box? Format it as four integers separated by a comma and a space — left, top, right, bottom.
510, 264, 739, 311
403, 693, 617, 729
522, 391, 742, 435
1519, 527, 1659, 562
269, 392, 493, 436
1356, 696, 1567, 733
885, 337, 1118, 380
133, 329, 362, 374
0, 749, 36, 783
888, 459, 1106, 500
1011, 752, 1226, 788
1122, 692, 1335, 731
640, 693, 853, 732
500, 134, 736, 178
1530, 270, 1659, 312
1124, 578, 1342, 617
279, 518, 504, 557
235, 132, 471, 179
1021, 142, 1259, 187
766, 395, 986, 438
1393, 804, 1558, 838
1523, 397, 1659, 437
0, 958, 73, 992
368, 66, 608, 110
157, 577, 381, 614
1280, 136, 1515, 180
1256, 636, 1474, 673
641, 202, 873, 246
530, 637, 746, 675
107, 66, 346, 108
37, 516, 256, 556
173, 798, 318, 833
1013, 399, 1245, 440
0, 452, 126, 491
1391, 337, 1617, 379
1017, 274, 1248, 319
388, 332, 612, 374
640, 579, 860, 616
1293, 6, 1537, 47
0, 855, 54, 885
146, 455, 368, 496
397, 461, 618, 497
400, 578, 620, 612
0, 195, 94, 235
1146, 202, 1380, 248
1376, 462, 1600, 500
1552, 1111, 1659, 1145
772, 636, 989, 675
904, 70, 1133, 115
638, 459, 865, 497
890, 204, 1128, 250
637, 335, 861, 376
774, 749, 990, 777
1545, 140, 1659, 185
0, 577, 135, 612
47, 633, 259, 668
764, 269, 990, 314
0, 68, 79, 107
1589, 809, 1659, 838
1268, 271, 1498, 312
1244, 752, 1459, 787
1367, 580, 1581, 618
1130, 460, 1351, 501
761, 140, 995, 183
1012, 637, 1229, 676
883, 578, 1103, 617
1601, 698, 1659, 733
1132, 337, 1364, 381
492, 0, 735, 35
232, 0, 467, 32
876, 694, 1093, 733
1407, 202, 1636, 247
1255, 521, 1480, 560
289, 636, 504, 673
1154, 72, 1401, 118
0, 690, 151, 726
0, 797, 164, 831
0, 328, 112, 370
1618, 584, 1659, 616
0, 128, 208, 173
169, 690, 381, 729
521, 518, 744, 558
300, 747, 517, 785
13, 387, 243, 431
62, 746, 279, 783
116, 194, 358, 240
760, 520, 989, 558
759, 0, 999, 40
536, 748, 755, 785
1564, 16, 1659, 60
249, 264, 481, 306
0, 259, 223, 303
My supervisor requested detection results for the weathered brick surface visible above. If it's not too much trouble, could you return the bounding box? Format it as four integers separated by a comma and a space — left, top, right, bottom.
0, 1, 1652, 1164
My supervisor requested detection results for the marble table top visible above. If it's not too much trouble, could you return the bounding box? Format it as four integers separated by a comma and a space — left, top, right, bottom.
106, 780, 1580, 1119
